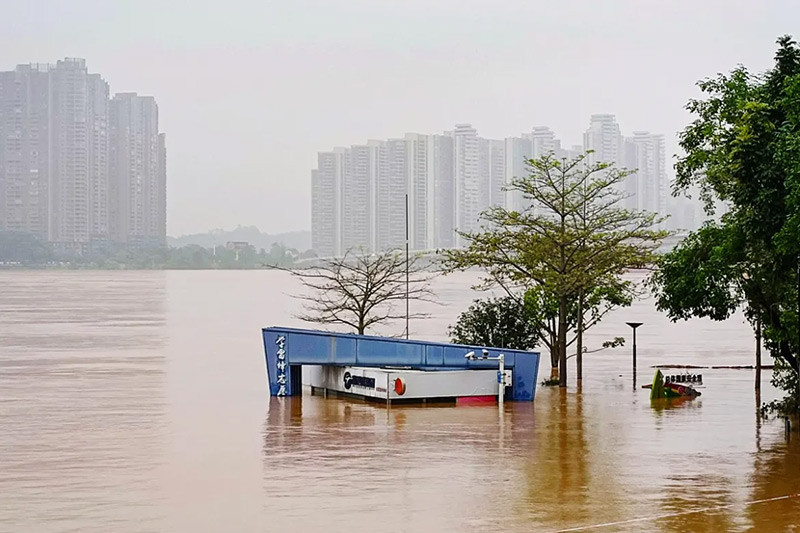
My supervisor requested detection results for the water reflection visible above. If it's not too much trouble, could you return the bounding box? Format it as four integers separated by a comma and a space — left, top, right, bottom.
515, 388, 629, 530
747, 434, 800, 530
262, 382, 800, 532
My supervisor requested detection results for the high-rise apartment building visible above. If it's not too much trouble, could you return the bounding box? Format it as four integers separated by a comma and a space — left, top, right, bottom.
0, 59, 110, 250
48, 59, 110, 249
375, 139, 407, 251
502, 126, 574, 215
583, 115, 668, 226
504, 135, 533, 213
429, 134, 454, 250
310, 119, 671, 257
583, 114, 623, 168
0, 58, 166, 252
528, 126, 560, 158
477, 138, 505, 217
405, 133, 430, 251
487, 139, 505, 210
452, 124, 480, 247
626, 131, 666, 218
0, 64, 52, 239
342, 144, 372, 253
109, 93, 166, 248
310, 150, 342, 257
311, 133, 456, 256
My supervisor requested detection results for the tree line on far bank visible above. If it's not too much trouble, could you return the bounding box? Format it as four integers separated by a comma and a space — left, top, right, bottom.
291, 36, 800, 416
0, 234, 305, 269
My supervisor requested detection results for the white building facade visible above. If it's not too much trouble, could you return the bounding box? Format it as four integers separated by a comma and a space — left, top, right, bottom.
310, 118, 670, 256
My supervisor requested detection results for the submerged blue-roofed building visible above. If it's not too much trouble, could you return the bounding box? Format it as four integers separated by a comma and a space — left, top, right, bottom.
262, 326, 541, 403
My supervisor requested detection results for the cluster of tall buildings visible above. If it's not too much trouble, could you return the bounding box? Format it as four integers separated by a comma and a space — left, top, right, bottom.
311, 115, 675, 257
0, 58, 166, 252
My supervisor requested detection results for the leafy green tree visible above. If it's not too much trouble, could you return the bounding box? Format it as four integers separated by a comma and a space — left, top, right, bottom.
449, 288, 629, 365
444, 152, 665, 386
448, 296, 539, 350
650, 35, 800, 414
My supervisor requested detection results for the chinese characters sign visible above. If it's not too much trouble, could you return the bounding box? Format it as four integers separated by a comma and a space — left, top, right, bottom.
276, 335, 287, 396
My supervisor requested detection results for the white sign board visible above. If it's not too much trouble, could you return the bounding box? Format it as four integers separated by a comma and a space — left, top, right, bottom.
307, 366, 509, 401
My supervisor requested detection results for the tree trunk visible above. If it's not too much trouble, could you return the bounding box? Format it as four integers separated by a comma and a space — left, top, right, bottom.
577, 288, 584, 383
755, 318, 761, 391
558, 295, 568, 388
549, 319, 558, 380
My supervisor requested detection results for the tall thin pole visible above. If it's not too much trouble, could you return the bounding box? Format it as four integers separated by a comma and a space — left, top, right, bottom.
787, 257, 800, 410
755, 318, 762, 391
626, 322, 642, 388
405, 193, 409, 339
577, 169, 586, 382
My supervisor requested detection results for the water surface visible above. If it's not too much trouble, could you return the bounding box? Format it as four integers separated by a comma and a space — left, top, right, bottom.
1, 270, 798, 532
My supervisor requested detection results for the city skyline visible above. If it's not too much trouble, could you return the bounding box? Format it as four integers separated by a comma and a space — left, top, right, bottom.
0, 58, 166, 251
311, 115, 692, 257
0, 1, 795, 236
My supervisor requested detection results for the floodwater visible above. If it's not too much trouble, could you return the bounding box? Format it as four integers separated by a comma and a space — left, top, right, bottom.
0, 270, 798, 532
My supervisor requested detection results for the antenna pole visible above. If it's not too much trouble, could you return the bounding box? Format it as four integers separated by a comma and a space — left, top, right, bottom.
405, 193, 409, 339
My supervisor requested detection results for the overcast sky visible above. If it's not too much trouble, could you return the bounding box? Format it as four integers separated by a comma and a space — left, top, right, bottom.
1, 0, 797, 236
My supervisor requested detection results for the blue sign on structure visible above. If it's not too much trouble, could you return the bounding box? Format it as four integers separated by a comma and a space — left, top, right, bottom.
262, 326, 541, 401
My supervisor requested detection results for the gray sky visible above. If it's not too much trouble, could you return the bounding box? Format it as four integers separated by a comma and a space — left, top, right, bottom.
1, 0, 797, 236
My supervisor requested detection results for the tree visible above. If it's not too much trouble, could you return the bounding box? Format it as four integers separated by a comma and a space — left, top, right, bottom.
292, 248, 435, 335
264, 242, 299, 268
448, 296, 539, 350
650, 35, 800, 414
443, 152, 666, 386
0, 231, 52, 264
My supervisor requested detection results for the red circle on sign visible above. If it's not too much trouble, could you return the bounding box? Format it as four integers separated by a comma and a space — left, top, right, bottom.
394, 378, 406, 396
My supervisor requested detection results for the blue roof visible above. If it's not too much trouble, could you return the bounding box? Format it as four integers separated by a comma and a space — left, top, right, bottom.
261, 326, 541, 401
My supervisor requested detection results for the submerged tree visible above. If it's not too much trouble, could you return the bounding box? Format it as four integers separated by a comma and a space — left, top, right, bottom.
448, 295, 539, 351
444, 152, 666, 386
448, 287, 629, 375
292, 248, 435, 336
650, 35, 800, 415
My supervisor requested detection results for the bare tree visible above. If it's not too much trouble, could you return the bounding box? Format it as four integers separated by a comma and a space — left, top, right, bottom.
292, 248, 435, 336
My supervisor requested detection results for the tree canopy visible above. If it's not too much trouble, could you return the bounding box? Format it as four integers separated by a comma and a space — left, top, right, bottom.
443, 152, 666, 386
650, 35, 800, 412
448, 296, 539, 351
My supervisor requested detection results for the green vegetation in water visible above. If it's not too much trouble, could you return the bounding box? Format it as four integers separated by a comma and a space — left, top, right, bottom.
448, 296, 539, 351
651, 35, 800, 414
442, 151, 666, 386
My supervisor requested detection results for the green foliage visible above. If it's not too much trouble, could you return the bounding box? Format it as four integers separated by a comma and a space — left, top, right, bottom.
761, 358, 800, 417
600, 337, 625, 349
650, 223, 744, 321
448, 296, 539, 350
651, 35, 800, 411
0, 231, 52, 263
443, 152, 666, 385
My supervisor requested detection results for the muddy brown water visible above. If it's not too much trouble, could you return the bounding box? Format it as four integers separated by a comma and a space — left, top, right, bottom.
1, 270, 798, 532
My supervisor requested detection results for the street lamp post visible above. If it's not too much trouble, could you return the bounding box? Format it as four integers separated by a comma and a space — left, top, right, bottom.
626, 322, 643, 385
